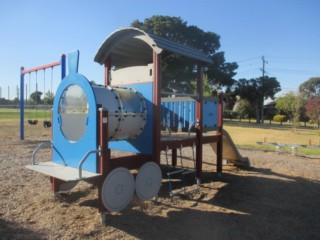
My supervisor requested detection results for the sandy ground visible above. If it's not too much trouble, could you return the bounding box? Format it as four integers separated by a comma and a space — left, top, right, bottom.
0, 121, 320, 239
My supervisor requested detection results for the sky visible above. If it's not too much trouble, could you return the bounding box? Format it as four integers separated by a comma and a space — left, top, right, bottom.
0, 0, 319, 101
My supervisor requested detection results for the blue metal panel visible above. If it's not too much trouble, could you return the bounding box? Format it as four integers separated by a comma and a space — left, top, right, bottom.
109, 83, 153, 154
203, 98, 219, 130
68, 50, 79, 74
160, 97, 196, 131
52, 73, 98, 172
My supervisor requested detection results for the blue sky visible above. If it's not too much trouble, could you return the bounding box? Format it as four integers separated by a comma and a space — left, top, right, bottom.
0, 0, 319, 100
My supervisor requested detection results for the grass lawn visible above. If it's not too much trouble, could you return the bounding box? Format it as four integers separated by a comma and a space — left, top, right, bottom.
224, 120, 320, 155
0, 108, 51, 120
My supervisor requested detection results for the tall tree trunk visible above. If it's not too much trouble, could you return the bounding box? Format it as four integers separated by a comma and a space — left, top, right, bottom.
256, 105, 260, 123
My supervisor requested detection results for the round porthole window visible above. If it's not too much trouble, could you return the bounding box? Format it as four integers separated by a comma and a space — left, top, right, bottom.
58, 84, 89, 142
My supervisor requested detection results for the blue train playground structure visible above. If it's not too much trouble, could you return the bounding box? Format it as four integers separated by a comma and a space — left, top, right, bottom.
23, 28, 248, 218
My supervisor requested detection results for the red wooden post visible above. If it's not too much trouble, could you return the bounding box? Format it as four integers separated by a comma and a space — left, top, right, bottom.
98, 108, 109, 213
172, 148, 177, 167
216, 93, 223, 174
50, 177, 61, 192
104, 56, 111, 86
152, 52, 162, 165
98, 108, 109, 176
196, 62, 203, 179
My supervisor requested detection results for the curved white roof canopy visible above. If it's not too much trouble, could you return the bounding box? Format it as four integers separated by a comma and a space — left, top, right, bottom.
94, 28, 213, 67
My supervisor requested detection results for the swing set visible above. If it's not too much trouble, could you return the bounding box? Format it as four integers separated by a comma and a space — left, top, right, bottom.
20, 54, 66, 140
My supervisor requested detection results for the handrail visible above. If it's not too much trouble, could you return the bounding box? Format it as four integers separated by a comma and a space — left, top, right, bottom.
32, 141, 52, 165
51, 145, 67, 166
188, 120, 199, 137
161, 91, 198, 98
78, 148, 101, 179
162, 122, 172, 140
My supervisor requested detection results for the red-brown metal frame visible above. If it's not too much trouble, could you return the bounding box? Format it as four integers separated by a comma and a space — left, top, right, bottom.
21, 60, 61, 75
97, 107, 108, 212
196, 62, 204, 179
152, 52, 162, 166
216, 93, 224, 174
104, 56, 112, 86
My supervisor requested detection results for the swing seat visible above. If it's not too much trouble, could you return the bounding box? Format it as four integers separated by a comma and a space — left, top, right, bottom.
28, 120, 38, 125
43, 120, 52, 128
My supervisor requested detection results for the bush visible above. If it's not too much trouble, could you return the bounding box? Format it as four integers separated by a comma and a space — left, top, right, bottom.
273, 115, 287, 122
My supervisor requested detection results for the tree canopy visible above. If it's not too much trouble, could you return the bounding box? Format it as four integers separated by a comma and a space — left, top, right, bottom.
275, 91, 306, 125
30, 91, 42, 104
299, 77, 320, 98
131, 15, 238, 93
43, 91, 54, 105
305, 98, 320, 129
234, 76, 281, 123
276, 91, 296, 116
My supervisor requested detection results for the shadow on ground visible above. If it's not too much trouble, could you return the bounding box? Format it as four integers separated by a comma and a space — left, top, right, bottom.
105, 167, 320, 240
0, 218, 45, 240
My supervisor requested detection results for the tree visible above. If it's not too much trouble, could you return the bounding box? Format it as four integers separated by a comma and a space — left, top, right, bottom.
275, 91, 296, 119
30, 91, 42, 104
131, 16, 238, 93
202, 74, 219, 96
295, 93, 308, 126
43, 91, 54, 105
233, 97, 253, 121
299, 77, 320, 98
276, 91, 306, 128
0, 98, 9, 105
234, 76, 281, 123
305, 98, 320, 129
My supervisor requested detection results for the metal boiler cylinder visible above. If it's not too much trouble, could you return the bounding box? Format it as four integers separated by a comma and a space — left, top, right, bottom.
92, 85, 147, 141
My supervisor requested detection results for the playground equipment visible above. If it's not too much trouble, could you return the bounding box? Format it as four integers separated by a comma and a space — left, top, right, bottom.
26, 28, 225, 217
20, 54, 66, 140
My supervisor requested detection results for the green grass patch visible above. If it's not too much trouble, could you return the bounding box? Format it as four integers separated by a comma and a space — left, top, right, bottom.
298, 147, 320, 155
238, 143, 320, 156
0, 108, 51, 120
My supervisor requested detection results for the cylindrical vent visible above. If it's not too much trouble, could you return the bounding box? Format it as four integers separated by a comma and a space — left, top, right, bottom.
92, 85, 147, 141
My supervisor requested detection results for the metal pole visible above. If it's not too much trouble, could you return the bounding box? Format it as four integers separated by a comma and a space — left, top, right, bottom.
61, 54, 66, 80
20, 67, 25, 140
261, 56, 267, 123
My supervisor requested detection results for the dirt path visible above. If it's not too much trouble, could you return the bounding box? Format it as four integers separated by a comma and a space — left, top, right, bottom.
0, 121, 319, 239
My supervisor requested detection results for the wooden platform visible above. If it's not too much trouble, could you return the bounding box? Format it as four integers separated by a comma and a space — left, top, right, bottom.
26, 162, 100, 182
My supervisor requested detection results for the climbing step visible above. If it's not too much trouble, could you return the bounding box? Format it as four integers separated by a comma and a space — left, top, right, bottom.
165, 143, 199, 197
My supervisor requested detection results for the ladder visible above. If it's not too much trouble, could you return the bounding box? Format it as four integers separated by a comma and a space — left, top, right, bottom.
165, 143, 200, 197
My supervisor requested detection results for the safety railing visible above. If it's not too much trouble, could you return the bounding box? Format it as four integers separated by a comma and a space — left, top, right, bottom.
78, 148, 101, 179
162, 122, 172, 140
32, 141, 52, 165
188, 120, 199, 137
32, 142, 101, 180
